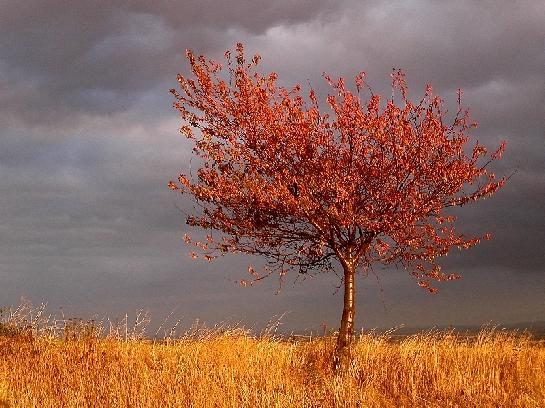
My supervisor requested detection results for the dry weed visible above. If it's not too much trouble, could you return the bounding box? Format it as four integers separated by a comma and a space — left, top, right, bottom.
1, 304, 543, 407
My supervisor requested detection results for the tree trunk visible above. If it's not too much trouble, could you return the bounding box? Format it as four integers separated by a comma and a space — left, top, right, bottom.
334, 263, 356, 371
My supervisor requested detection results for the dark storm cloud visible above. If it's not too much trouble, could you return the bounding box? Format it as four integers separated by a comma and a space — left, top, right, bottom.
0, 0, 543, 329
0, 0, 338, 124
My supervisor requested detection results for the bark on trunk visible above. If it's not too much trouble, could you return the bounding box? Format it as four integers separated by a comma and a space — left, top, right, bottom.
334, 263, 356, 371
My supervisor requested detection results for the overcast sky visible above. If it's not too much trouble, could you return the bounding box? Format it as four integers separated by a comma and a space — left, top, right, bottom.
1, 0, 544, 334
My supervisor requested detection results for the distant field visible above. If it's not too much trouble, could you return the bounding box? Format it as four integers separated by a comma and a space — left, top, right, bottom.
1, 324, 544, 407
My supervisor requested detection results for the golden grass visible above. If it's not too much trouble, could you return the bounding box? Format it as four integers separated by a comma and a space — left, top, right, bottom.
1, 325, 544, 408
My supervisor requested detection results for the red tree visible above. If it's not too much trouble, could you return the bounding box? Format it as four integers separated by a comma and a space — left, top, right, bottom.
169, 44, 507, 364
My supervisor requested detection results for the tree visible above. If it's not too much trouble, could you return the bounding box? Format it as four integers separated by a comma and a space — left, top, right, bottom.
169, 43, 507, 367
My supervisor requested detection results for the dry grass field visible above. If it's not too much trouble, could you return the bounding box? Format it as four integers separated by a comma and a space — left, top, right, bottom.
1, 305, 544, 407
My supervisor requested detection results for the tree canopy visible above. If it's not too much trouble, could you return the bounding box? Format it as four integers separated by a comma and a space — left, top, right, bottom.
169, 43, 506, 292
